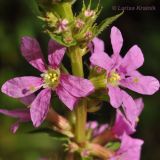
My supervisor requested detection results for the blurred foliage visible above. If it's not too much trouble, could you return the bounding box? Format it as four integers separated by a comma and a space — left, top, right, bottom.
0, 0, 160, 160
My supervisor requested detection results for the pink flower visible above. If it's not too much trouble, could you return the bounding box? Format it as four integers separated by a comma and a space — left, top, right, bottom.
1, 37, 94, 127
90, 26, 159, 123
110, 133, 144, 160
0, 95, 34, 133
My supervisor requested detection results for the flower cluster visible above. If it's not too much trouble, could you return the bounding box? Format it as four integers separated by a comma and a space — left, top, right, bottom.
0, 1, 159, 159
38, 0, 122, 48
1, 26, 159, 159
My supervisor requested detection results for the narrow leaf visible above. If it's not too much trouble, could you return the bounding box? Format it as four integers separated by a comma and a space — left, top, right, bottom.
94, 11, 124, 36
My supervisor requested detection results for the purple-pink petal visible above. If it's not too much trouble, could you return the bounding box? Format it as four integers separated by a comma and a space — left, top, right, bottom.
112, 110, 135, 137
134, 98, 144, 117
87, 121, 98, 130
48, 39, 66, 69
110, 26, 123, 56
121, 91, 137, 126
21, 36, 47, 72
108, 86, 122, 108
92, 37, 105, 53
55, 84, 77, 110
0, 108, 31, 133
30, 88, 51, 127
10, 121, 20, 134
120, 45, 144, 73
60, 74, 94, 98
19, 94, 36, 106
87, 121, 108, 137
90, 52, 113, 71
112, 133, 143, 160
0, 108, 30, 120
121, 75, 160, 95
1, 76, 43, 98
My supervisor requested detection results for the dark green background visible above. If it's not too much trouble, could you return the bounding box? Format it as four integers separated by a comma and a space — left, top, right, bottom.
0, 0, 160, 159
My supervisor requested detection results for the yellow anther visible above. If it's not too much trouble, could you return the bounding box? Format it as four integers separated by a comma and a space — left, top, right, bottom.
108, 71, 121, 86
53, 74, 57, 77
51, 78, 57, 82
133, 77, 139, 83
49, 73, 53, 76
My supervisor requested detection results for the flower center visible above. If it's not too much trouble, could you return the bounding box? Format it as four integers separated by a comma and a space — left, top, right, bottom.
108, 71, 121, 86
41, 68, 60, 88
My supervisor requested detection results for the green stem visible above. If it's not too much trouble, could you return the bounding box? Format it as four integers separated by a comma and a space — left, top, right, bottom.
74, 100, 87, 144
70, 47, 84, 77
69, 47, 87, 144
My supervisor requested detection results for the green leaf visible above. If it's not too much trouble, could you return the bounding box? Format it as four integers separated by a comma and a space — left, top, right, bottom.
106, 141, 121, 151
94, 11, 124, 36
29, 128, 69, 141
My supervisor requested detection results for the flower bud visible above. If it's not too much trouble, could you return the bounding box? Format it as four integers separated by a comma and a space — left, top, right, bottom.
88, 143, 114, 159
46, 108, 71, 131
56, 19, 69, 33
66, 142, 79, 153
75, 19, 85, 29
84, 9, 95, 17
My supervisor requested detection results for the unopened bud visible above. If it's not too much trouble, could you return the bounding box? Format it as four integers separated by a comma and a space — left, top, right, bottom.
81, 149, 90, 158
88, 143, 114, 159
53, 126, 74, 138
63, 34, 74, 44
84, 9, 95, 17
67, 142, 79, 153
75, 19, 85, 29
85, 31, 93, 40
46, 108, 71, 131
56, 19, 69, 33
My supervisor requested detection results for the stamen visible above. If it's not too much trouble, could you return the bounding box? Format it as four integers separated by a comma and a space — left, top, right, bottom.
108, 71, 121, 86
41, 68, 60, 88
